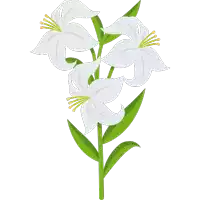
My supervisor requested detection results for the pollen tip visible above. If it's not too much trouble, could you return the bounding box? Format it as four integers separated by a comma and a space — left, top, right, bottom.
45, 14, 49, 18
152, 31, 156, 34
157, 38, 160, 41
68, 105, 73, 109
157, 43, 160, 46
40, 22, 44, 25
40, 26, 44, 29
72, 109, 76, 112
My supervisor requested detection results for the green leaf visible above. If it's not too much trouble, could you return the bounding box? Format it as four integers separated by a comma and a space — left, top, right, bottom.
67, 120, 99, 161
103, 89, 145, 144
103, 33, 121, 45
91, 16, 120, 45
91, 0, 142, 46
124, 0, 141, 17
102, 0, 142, 45
91, 16, 104, 42
65, 57, 82, 66
104, 141, 140, 177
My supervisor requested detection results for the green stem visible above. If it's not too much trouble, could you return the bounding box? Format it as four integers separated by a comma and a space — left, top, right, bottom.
107, 66, 114, 78
97, 123, 104, 200
95, 44, 104, 80
90, 48, 96, 61
106, 66, 115, 78
88, 48, 97, 85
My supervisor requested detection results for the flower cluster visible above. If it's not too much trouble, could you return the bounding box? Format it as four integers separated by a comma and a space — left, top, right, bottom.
32, 0, 168, 134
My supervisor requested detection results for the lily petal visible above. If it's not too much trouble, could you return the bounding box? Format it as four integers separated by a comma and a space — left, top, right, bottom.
141, 47, 169, 71
48, 37, 76, 71
63, 23, 98, 51
103, 17, 141, 41
89, 78, 124, 103
124, 60, 151, 87
102, 39, 139, 68
51, 4, 62, 25
62, 0, 100, 23
31, 31, 59, 55
137, 24, 149, 42
94, 102, 125, 126
68, 58, 101, 95
81, 101, 98, 134
68, 72, 90, 97
124, 62, 152, 87
68, 73, 81, 96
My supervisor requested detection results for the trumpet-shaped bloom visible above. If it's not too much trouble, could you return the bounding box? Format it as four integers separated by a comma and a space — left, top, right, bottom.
102, 17, 169, 86
67, 58, 125, 134
31, 0, 99, 71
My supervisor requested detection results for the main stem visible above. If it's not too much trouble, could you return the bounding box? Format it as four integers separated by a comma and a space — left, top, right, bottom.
93, 43, 104, 200
97, 123, 104, 200
89, 45, 104, 200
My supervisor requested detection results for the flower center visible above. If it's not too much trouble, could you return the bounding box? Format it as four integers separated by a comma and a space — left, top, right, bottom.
40, 14, 62, 32
66, 96, 90, 112
138, 31, 160, 48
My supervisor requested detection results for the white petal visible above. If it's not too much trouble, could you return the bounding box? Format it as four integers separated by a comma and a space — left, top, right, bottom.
125, 61, 151, 87
68, 58, 101, 95
138, 24, 149, 41
31, 31, 59, 55
102, 39, 139, 68
68, 72, 80, 96
124, 49, 155, 87
48, 36, 76, 71
61, 0, 100, 23
68, 84, 88, 97
103, 17, 141, 41
141, 48, 169, 71
81, 101, 98, 134
94, 102, 125, 126
120, 49, 152, 87
89, 78, 124, 103
51, 4, 62, 25
62, 71, 70, 96
62, 23, 98, 51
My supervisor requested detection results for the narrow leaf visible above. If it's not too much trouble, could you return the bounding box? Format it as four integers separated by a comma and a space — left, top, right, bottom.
104, 141, 140, 177
91, 16, 104, 42
103, 34, 120, 45
124, 0, 141, 17
91, 16, 120, 45
103, 89, 145, 144
103, 0, 141, 45
67, 120, 99, 161
65, 57, 82, 66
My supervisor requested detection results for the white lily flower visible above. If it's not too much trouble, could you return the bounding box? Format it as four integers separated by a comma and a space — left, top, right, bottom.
31, 0, 99, 71
67, 58, 125, 134
102, 17, 169, 86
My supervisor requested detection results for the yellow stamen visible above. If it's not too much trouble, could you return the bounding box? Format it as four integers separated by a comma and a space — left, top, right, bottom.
66, 96, 90, 112
68, 105, 73, 109
138, 30, 160, 48
45, 14, 51, 19
40, 14, 61, 32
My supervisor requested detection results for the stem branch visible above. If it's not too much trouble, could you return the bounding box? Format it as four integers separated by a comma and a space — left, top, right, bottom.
88, 48, 97, 84
90, 48, 97, 61
107, 66, 114, 78
95, 44, 104, 79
